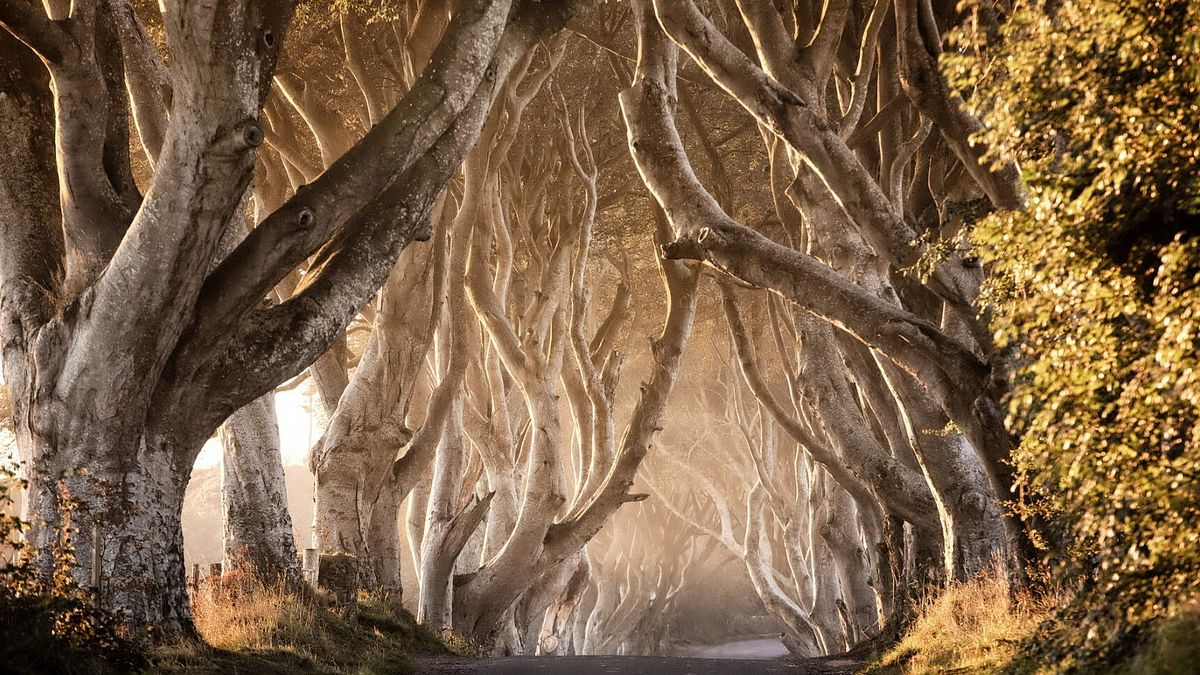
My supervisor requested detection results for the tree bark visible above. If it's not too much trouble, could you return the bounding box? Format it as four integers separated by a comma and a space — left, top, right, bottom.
220, 393, 300, 581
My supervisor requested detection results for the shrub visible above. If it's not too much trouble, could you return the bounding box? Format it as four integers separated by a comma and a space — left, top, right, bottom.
0, 472, 147, 674
947, 0, 1200, 663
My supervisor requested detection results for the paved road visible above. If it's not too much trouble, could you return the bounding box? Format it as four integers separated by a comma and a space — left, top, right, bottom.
417, 636, 862, 674
688, 638, 791, 660
421, 655, 847, 674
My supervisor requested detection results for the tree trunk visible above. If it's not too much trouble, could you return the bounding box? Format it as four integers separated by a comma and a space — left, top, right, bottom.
221, 393, 300, 581
743, 486, 823, 657
419, 400, 467, 627
366, 480, 404, 594
26, 427, 197, 637
537, 553, 590, 655
880, 360, 1008, 580
816, 469, 880, 642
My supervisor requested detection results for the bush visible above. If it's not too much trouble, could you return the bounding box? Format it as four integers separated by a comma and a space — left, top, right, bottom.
0, 473, 147, 674
947, 0, 1200, 664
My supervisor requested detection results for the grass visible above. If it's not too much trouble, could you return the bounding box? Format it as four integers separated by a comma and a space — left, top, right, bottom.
153, 572, 467, 674
867, 572, 1061, 674
866, 573, 1200, 674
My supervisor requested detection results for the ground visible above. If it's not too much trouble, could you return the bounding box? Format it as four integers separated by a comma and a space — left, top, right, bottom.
418, 656, 860, 674
416, 639, 861, 674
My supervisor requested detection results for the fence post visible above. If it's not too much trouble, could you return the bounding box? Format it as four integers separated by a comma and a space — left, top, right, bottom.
302, 548, 318, 586
90, 521, 101, 600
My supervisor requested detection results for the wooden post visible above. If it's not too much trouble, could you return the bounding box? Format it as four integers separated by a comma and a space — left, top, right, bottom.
205, 561, 224, 600
302, 548, 318, 586
90, 521, 101, 599
191, 563, 201, 595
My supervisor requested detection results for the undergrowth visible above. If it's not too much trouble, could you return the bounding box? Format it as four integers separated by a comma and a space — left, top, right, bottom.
154, 574, 466, 674
867, 573, 1200, 674
867, 572, 1058, 674
0, 470, 459, 674
0, 472, 147, 674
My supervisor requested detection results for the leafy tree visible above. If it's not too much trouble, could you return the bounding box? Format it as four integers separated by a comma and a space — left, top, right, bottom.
950, 0, 1200, 662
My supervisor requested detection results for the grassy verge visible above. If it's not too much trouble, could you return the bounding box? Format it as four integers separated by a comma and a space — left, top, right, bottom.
154, 574, 468, 674
865, 573, 1059, 674
866, 575, 1200, 674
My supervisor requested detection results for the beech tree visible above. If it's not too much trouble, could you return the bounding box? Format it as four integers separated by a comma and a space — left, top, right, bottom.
1, 0, 1081, 659
573, 501, 706, 655
647, 348, 881, 657
618, 0, 1024, 584
0, 0, 593, 636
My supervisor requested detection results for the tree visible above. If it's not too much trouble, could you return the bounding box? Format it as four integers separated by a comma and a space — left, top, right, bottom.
950, 0, 1200, 659
620, 0, 1018, 590
0, 0, 592, 636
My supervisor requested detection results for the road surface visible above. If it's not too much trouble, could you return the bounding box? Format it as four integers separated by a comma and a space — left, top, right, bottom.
418, 639, 860, 674
687, 638, 792, 660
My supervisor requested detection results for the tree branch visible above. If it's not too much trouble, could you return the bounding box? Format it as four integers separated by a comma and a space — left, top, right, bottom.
0, 0, 71, 64
184, 0, 514, 362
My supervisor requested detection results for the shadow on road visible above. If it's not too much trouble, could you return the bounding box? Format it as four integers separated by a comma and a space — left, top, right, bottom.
418, 653, 861, 674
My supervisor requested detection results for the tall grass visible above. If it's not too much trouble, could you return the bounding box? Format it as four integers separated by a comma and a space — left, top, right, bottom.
867, 572, 1200, 674
192, 571, 320, 652
155, 571, 456, 674
869, 572, 1062, 674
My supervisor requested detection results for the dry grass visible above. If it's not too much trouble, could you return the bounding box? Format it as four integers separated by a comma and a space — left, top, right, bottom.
154, 572, 457, 674
869, 572, 1062, 674
868, 573, 1200, 674
192, 571, 321, 652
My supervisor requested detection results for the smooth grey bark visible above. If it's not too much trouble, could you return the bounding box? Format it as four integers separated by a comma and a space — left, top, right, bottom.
0, 0, 594, 637
880, 360, 1008, 580
419, 399, 467, 626
744, 484, 824, 656
0, 0, 294, 635
515, 555, 580, 653
445, 35, 695, 648
220, 393, 300, 580
808, 488, 848, 653
893, 0, 1025, 211
813, 466, 879, 643
367, 485, 405, 592
656, 0, 1029, 573
789, 159, 1008, 581
0, 32, 61, 480
310, 242, 435, 587
622, 7, 1024, 574
537, 553, 590, 654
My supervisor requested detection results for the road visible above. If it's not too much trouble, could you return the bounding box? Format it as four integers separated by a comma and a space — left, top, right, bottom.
417, 639, 860, 674
687, 638, 792, 659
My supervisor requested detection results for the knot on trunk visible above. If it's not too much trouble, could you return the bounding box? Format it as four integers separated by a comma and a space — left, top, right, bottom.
241, 122, 264, 148
297, 207, 315, 229
660, 237, 706, 261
